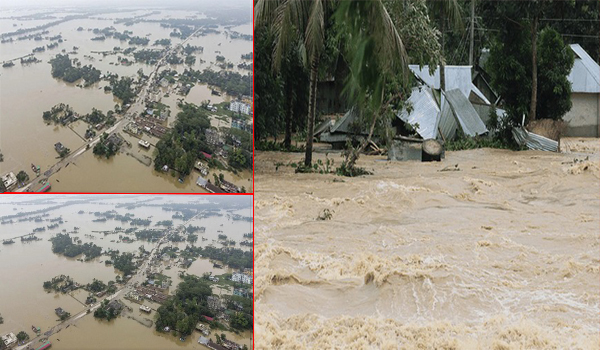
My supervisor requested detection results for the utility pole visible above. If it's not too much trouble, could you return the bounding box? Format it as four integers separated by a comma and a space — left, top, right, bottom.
469, 0, 475, 66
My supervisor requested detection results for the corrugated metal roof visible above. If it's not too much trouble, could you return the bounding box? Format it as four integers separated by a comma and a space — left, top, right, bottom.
409, 65, 491, 104
314, 119, 334, 137
438, 98, 458, 140
568, 44, 600, 93
445, 89, 488, 136
397, 86, 440, 139
330, 107, 360, 134
512, 126, 558, 152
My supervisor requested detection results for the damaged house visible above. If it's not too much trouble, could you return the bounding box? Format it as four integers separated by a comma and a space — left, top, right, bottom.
318, 65, 491, 158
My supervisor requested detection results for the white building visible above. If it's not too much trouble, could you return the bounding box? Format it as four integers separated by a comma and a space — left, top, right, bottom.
1, 332, 17, 348
1, 172, 17, 190
231, 272, 252, 285
564, 44, 600, 137
229, 100, 252, 115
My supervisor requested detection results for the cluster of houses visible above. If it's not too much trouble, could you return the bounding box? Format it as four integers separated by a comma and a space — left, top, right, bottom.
195, 176, 240, 194
144, 106, 169, 123
134, 285, 170, 304
198, 337, 243, 350
128, 118, 169, 139
316, 43, 600, 153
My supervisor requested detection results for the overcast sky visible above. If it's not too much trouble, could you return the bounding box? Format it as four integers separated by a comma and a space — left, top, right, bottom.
1, 0, 248, 10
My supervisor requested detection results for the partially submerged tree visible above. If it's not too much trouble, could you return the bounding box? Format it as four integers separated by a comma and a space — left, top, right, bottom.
336, 0, 442, 174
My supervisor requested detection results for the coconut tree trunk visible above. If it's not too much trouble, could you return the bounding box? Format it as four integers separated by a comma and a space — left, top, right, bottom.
284, 76, 293, 148
304, 55, 319, 167
529, 14, 538, 122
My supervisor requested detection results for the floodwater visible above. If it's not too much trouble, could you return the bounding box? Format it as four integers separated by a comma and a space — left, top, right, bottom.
254, 141, 600, 349
0, 9, 252, 192
0, 195, 253, 349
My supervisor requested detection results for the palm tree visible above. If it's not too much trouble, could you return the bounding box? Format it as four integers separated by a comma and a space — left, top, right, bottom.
334, 1, 410, 171
254, 0, 327, 167
255, 0, 412, 167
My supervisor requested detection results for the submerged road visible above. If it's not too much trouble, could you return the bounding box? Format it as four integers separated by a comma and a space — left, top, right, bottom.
16, 215, 197, 350
16, 28, 203, 192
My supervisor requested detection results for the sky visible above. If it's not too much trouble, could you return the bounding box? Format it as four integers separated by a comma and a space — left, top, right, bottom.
1, 0, 248, 10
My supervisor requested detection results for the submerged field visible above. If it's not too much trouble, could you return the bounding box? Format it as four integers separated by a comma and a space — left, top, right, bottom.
254, 139, 599, 349
0, 196, 253, 349
0, 7, 252, 192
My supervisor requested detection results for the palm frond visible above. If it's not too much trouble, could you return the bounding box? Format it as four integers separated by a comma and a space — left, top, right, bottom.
272, 0, 307, 71
254, 0, 281, 29
304, 0, 325, 63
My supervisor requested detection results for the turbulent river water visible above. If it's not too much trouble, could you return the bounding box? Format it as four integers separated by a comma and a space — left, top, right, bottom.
254, 140, 599, 349
0, 8, 252, 192
0, 195, 253, 349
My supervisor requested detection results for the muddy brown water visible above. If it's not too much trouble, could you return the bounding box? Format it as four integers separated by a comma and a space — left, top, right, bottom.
0, 195, 253, 349
0, 10, 252, 192
254, 144, 599, 349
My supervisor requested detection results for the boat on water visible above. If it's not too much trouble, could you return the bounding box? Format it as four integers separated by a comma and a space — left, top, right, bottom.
35, 181, 51, 193
31, 163, 41, 174
35, 340, 52, 350
2, 239, 15, 245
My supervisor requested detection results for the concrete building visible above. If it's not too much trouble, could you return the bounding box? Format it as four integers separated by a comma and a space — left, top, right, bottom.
231, 272, 252, 285
1, 172, 17, 190
229, 100, 252, 115
564, 44, 600, 137
1, 332, 17, 349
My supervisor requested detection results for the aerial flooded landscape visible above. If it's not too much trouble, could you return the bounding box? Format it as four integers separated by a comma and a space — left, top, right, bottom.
0, 0, 252, 193
0, 194, 253, 349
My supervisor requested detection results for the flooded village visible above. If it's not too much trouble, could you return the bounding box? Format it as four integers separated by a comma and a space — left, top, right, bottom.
0, 195, 253, 349
0, 3, 253, 193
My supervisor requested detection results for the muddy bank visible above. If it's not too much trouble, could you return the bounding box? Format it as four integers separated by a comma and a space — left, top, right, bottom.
254, 145, 600, 349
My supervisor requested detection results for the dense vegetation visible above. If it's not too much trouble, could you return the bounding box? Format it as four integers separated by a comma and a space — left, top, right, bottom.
50, 233, 102, 260
135, 229, 164, 241
155, 275, 213, 336
16, 331, 29, 342
187, 245, 252, 270
133, 49, 162, 64
93, 300, 118, 321
197, 69, 252, 97
156, 220, 173, 227
130, 218, 151, 226
153, 103, 212, 178
110, 252, 136, 275
108, 76, 135, 104
49, 54, 102, 86
84, 108, 115, 126
128, 36, 150, 45
183, 44, 203, 55
93, 133, 119, 159
153, 38, 171, 46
